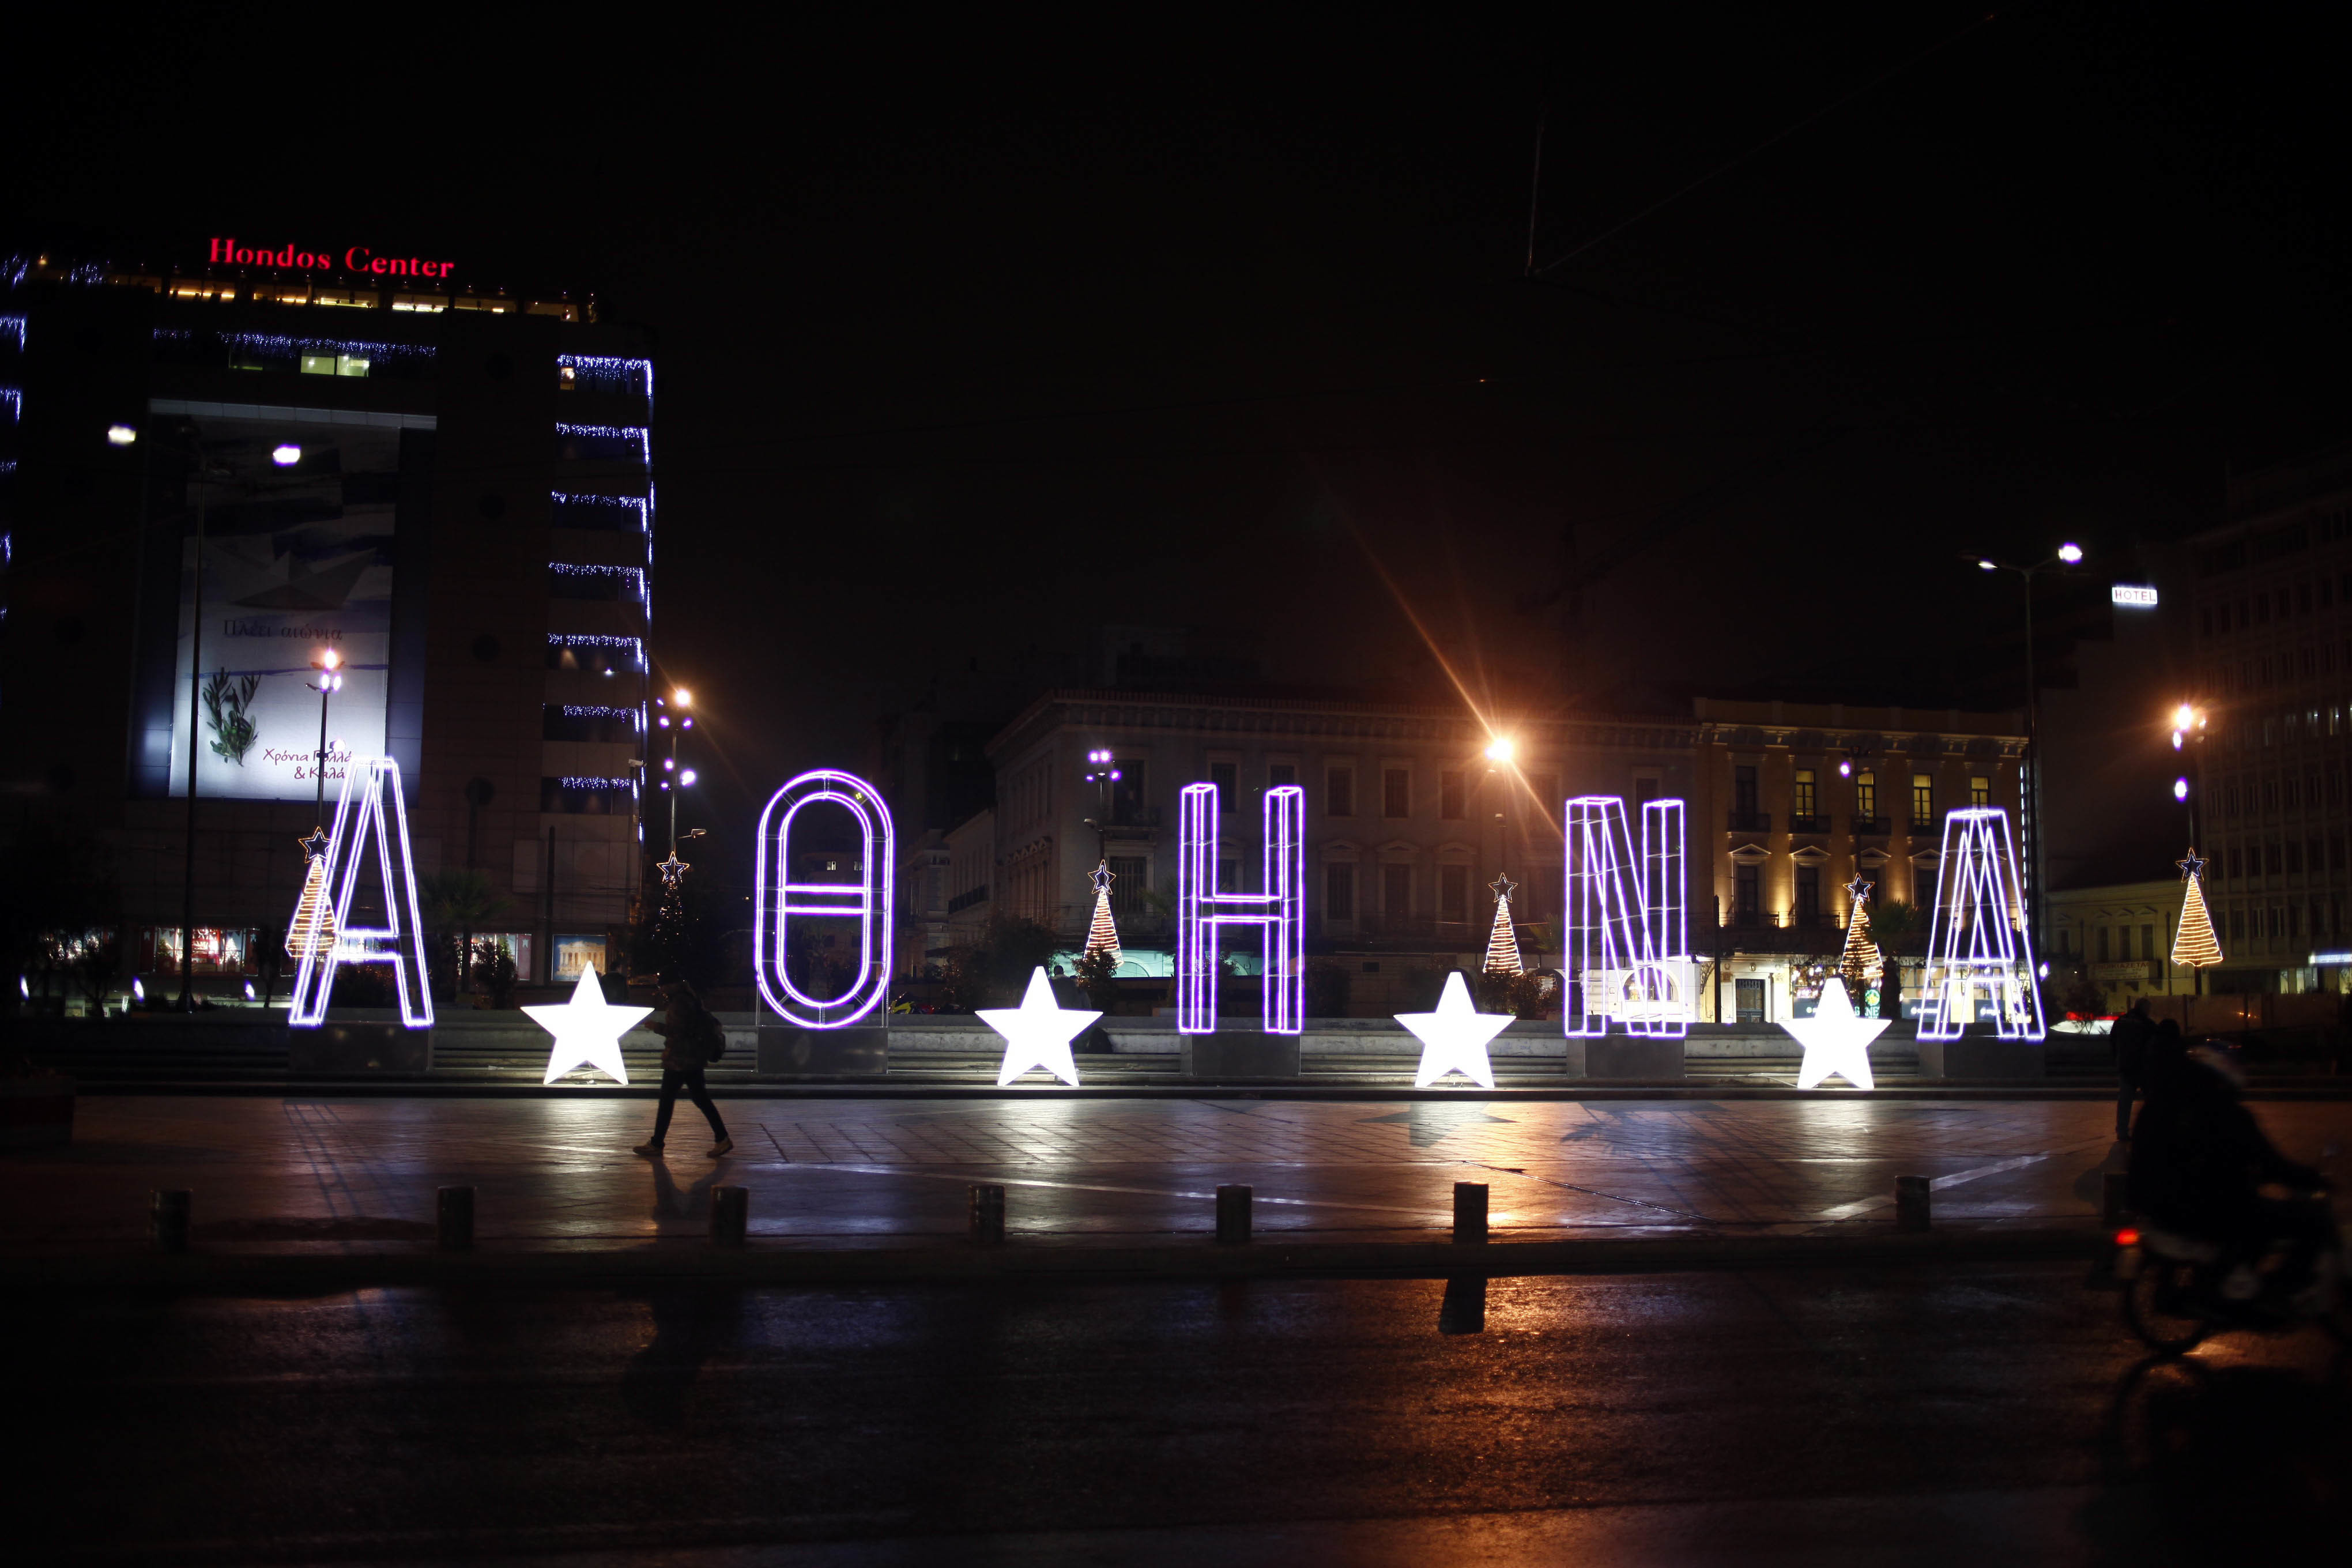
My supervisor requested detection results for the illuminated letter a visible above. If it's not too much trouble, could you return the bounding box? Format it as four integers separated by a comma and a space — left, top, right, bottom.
288, 756, 435, 1028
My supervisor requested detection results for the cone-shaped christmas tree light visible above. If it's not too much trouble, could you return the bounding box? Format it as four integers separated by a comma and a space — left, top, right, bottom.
1483, 875, 1524, 974
284, 827, 338, 962
1083, 862, 1121, 966
2170, 848, 2223, 968
1838, 874, 1884, 1007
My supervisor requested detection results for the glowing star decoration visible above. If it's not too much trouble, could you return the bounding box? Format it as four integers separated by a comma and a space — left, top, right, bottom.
1177, 782, 1305, 1034
1782, 977, 1890, 1090
526, 965, 651, 1085
655, 852, 689, 890
753, 770, 895, 1028
978, 966, 1101, 1087
1397, 971, 1516, 1090
1918, 807, 2046, 1042
1563, 796, 1691, 1038
287, 756, 433, 1028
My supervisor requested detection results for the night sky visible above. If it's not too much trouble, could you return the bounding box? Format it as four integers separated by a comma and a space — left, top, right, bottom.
14, 5, 2352, 842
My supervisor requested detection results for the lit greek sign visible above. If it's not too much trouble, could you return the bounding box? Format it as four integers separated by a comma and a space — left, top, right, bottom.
206, 238, 457, 279
2110, 585, 2159, 607
1177, 782, 1305, 1034
1563, 796, 1691, 1038
753, 770, 895, 1028
2310, 952, 2352, 966
1918, 808, 2046, 1042
287, 756, 434, 1028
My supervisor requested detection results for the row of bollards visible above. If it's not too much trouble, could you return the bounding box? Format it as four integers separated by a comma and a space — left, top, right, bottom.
145, 1173, 1970, 1253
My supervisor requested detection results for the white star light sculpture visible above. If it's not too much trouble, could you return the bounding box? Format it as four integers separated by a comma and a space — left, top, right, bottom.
978, 966, 1102, 1087
1781, 976, 1891, 1091
526, 965, 653, 1085
1396, 971, 1516, 1090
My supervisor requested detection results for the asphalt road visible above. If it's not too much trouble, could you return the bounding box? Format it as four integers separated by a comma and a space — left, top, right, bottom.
11, 1261, 2348, 1566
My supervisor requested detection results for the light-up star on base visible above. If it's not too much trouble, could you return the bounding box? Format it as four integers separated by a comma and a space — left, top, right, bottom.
526, 964, 653, 1085
1781, 977, 1890, 1091
1396, 971, 1516, 1090
978, 966, 1102, 1087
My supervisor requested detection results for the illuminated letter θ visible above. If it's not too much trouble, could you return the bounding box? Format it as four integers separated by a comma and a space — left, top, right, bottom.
1918, 808, 2045, 1042
1563, 795, 1690, 1038
1177, 782, 1305, 1034
755, 769, 896, 1028
288, 756, 434, 1028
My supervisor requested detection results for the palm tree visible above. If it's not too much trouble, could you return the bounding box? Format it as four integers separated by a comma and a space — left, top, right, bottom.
1868, 899, 1927, 1020
419, 870, 508, 1000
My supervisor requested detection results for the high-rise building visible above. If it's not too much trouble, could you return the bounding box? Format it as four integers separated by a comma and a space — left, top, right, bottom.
1, 244, 655, 997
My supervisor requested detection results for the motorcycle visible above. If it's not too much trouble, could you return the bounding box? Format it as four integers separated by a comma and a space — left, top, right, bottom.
2114, 1194, 2352, 1355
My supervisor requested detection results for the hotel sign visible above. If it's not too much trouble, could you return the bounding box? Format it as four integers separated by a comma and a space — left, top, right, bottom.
2110, 585, 2159, 608
207, 238, 457, 280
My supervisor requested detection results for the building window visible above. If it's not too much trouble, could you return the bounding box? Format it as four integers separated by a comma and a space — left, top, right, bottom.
1792, 769, 1818, 822
1217, 858, 1239, 894
1795, 865, 1820, 925
1734, 864, 1759, 924
1439, 864, 1468, 920
1733, 766, 1759, 817
1325, 864, 1355, 921
1326, 766, 1355, 818
1634, 777, 1660, 807
2098, 925, 2110, 962
1856, 771, 1878, 820
1441, 770, 1466, 820
1111, 763, 1147, 826
1911, 774, 1935, 826
1108, 857, 1148, 920
1382, 863, 1411, 917
1529, 774, 1558, 814
1735, 978, 1766, 1023
1969, 775, 1990, 808
1915, 868, 1935, 906
1383, 767, 1411, 819
1209, 761, 1237, 806
1269, 763, 1297, 789
2140, 923, 2154, 959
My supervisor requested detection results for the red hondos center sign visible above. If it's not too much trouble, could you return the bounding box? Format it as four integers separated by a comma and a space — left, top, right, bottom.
208, 238, 457, 280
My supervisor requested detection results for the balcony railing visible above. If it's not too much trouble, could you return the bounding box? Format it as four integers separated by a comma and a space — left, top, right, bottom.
1852, 816, 1890, 835
1727, 811, 1770, 832
1787, 814, 1831, 834
1908, 814, 1939, 834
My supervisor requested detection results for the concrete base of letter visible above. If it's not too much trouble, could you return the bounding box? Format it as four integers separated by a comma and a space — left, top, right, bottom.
1916, 1036, 2045, 1080
756, 1025, 889, 1078
1180, 1032, 1303, 1080
1569, 1036, 1687, 1080
289, 1022, 431, 1075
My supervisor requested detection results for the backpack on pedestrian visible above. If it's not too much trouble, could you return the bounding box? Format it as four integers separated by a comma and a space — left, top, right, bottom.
691, 1005, 728, 1062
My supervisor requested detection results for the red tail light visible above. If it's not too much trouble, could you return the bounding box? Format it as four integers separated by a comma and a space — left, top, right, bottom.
2114, 1228, 2140, 1247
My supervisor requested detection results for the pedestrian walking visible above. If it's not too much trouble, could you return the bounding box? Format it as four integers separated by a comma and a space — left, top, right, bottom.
634, 974, 733, 1158
2109, 997, 2154, 1141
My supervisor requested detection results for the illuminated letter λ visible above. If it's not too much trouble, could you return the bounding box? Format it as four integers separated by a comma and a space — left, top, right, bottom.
754, 769, 896, 1028
1918, 807, 2045, 1042
288, 756, 434, 1028
1563, 795, 1690, 1038
1177, 782, 1305, 1034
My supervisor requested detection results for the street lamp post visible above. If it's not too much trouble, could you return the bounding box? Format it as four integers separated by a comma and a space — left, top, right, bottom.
2171, 702, 2209, 996
1970, 541, 2084, 960
1081, 749, 1122, 865
655, 688, 695, 857
308, 649, 344, 815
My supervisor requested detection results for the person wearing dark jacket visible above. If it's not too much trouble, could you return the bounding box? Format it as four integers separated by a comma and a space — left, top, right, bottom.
2127, 1023, 2334, 1299
2109, 999, 2155, 1140
633, 975, 732, 1159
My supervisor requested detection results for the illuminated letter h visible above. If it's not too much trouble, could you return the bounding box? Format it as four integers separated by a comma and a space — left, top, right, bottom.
1177, 782, 1305, 1034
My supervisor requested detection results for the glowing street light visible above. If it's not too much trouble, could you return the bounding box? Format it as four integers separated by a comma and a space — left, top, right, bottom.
673, 687, 692, 708
2056, 541, 2084, 564
106, 424, 138, 446
1483, 736, 1516, 763
2173, 778, 2190, 802
271, 443, 302, 468
679, 768, 697, 787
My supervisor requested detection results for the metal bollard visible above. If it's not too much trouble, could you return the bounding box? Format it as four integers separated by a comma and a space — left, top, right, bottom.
2101, 1171, 2132, 1227
710, 1185, 748, 1247
437, 1186, 475, 1252
1215, 1184, 1253, 1245
1895, 1175, 1932, 1232
1453, 1182, 1490, 1245
151, 1189, 192, 1253
969, 1183, 1006, 1245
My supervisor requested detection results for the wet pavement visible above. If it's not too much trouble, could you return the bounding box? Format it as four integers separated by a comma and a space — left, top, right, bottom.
7, 1261, 2346, 1564
7, 1094, 2350, 1252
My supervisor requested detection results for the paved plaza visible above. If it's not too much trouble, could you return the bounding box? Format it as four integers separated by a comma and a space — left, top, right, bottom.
10, 1093, 2349, 1253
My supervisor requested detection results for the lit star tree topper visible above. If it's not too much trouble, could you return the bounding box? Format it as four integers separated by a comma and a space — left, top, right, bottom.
1083, 861, 1121, 966
1396, 970, 1517, 1090
978, 966, 1102, 1087
1483, 873, 1524, 975
1781, 975, 1890, 1091
2171, 848, 2223, 969
526, 964, 653, 1085
1838, 873, 1884, 1013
